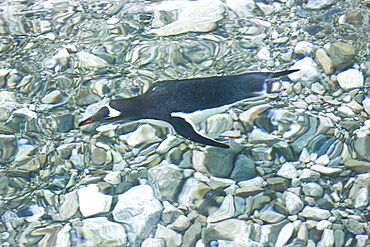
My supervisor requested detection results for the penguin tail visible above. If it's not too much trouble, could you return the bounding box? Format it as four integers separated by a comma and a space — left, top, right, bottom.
265, 69, 300, 93
268, 69, 300, 79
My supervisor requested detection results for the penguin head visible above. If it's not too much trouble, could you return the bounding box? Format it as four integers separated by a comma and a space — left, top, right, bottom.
78, 103, 121, 126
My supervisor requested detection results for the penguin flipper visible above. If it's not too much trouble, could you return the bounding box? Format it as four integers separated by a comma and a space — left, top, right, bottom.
166, 116, 229, 148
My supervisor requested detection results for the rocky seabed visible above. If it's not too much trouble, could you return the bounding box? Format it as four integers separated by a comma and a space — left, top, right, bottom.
0, 0, 370, 246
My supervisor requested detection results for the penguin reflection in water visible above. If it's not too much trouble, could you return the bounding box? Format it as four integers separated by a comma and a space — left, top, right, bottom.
79, 70, 298, 148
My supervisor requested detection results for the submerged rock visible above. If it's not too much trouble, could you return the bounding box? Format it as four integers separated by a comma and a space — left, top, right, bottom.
317, 229, 334, 247
277, 162, 298, 179
148, 0, 225, 36
0, 134, 18, 164
230, 154, 256, 182
205, 113, 233, 136
148, 161, 183, 202
226, 0, 255, 18
168, 215, 191, 232
355, 136, 370, 161
284, 191, 304, 214
77, 184, 112, 217
77, 51, 109, 69
344, 159, 370, 173
259, 206, 286, 223
343, 218, 364, 234
155, 225, 182, 246
112, 184, 163, 246
305, 0, 335, 9
123, 124, 161, 147
294, 41, 314, 56
178, 177, 207, 207
141, 238, 165, 247
337, 68, 364, 91
80, 217, 127, 246
161, 201, 184, 224
275, 223, 294, 247
315, 48, 334, 75
266, 177, 290, 192
329, 41, 356, 71
202, 219, 248, 244
302, 182, 324, 197
182, 222, 202, 247
207, 194, 235, 223
288, 57, 322, 87
300, 206, 331, 220
205, 147, 235, 177
30, 224, 63, 247
56, 190, 79, 221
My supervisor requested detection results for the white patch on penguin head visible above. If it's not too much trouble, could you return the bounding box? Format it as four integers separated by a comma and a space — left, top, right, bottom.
105, 102, 121, 118
81, 98, 110, 120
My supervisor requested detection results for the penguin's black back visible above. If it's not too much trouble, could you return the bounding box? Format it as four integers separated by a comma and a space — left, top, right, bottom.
139, 72, 278, 117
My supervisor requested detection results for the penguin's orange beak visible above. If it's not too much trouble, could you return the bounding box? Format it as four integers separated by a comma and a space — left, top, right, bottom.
78, 106, 113, 127
78, 118, 97, 126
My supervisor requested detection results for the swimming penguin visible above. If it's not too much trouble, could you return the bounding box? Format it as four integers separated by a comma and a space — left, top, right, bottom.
79, 69, 298, 148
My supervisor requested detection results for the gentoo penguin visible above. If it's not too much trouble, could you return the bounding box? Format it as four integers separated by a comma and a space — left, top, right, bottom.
79, 70, 298, 148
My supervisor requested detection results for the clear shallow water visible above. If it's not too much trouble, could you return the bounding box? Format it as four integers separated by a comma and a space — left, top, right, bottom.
0, 0, 370, 246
